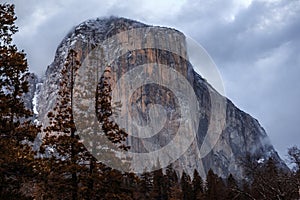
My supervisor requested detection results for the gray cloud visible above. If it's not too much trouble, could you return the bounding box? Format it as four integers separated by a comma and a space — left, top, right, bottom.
7, 0, 300, 159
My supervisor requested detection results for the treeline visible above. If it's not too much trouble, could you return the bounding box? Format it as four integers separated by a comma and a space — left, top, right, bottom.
1, 145, 300, 200
1, 3, 300, 200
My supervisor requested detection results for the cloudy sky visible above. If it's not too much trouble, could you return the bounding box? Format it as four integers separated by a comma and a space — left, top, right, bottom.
6, 0, 300, 160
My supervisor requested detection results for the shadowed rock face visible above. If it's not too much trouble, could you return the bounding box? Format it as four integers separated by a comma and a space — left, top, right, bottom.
34, 16, 285, 179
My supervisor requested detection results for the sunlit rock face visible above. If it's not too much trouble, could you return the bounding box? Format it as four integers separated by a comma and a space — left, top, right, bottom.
31, 17, 285, 179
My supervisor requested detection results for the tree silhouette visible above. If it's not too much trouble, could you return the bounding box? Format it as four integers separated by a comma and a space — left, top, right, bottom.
164, 165, 182, 200
139, 171, 153, 200
151, 168, 167, 200
0, 3, 39, 199
181, 171, 193, 200
39, 50, 133, 199
96, 66, 129, 151
39, 49, 90, 200
225, 174, 239, 199
205, 169, 226, 200
192, 169, 205, 199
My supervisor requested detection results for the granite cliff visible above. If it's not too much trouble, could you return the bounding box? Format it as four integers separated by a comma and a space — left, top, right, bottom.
31, 17, 285, 179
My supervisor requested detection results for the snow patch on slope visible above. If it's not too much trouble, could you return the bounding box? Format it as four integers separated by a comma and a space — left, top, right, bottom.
32, 82, 43, 124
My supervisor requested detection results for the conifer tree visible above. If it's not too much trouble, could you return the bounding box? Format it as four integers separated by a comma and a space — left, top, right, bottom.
167, 176, 182, 200
123, 172, 140, 199
39, 51, 131, 199
165, 165, 181, 199
192, 169, 204, 200
40, 49, 89, 200
99, 167, 133, 199
181, 171, 193, 200
0, 3, 39, 199
225, 174, 239, 199
205, 169, 226, 200
151, 168, 167, 200
139, 171, 153, 200
96, 66, 129, 151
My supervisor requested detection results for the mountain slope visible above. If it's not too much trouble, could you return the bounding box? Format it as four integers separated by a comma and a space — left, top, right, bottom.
33, 17, 285, 179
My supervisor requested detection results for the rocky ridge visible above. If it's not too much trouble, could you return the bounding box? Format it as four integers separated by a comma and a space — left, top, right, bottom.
30, 17, 285, 179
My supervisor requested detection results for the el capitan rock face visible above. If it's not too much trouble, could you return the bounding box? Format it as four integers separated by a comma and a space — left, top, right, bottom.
33, 17, 285, 179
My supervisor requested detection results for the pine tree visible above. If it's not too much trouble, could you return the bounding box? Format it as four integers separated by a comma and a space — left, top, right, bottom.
101, 168, 134, 200
181, 171, 193, 200
123, 172, 139, 199
192, 169, 204, 200
225, 174, 239, 199
0, 3, 39, 199
205, 169, 226, 200
151, 168, 167, 200
164, 165, 182, 200
139, 171, 153, 200
168, 180, 182, 200
39, 49, 90, 200
96, 66, 129, 151
38, 50, 132, 199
